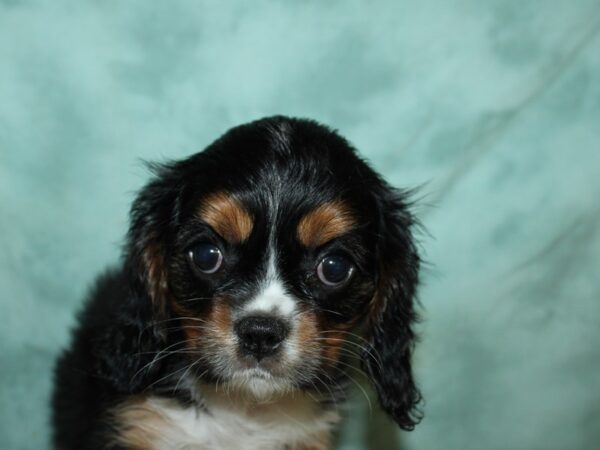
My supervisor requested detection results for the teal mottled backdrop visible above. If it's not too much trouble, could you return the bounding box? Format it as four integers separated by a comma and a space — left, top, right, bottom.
1, 1, 600, 449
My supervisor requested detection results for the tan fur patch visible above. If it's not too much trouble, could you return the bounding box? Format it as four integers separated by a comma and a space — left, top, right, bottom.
291, 433, 331, 450
321, 330, 346, 363
112, 393, 337, 450
198, 192, 253, 243
211, 301, 232, 337
110, 396, 169, 450
295, 303, 360, 371
142, 241, 169, 317
296, 306, 320, 354
171, 299, 232, 352
313, 312, 359, 369
297, 201, 355, 248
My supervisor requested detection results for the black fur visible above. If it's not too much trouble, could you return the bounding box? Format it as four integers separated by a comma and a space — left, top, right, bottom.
362, 187, 422, 429
51, 116, 422, 449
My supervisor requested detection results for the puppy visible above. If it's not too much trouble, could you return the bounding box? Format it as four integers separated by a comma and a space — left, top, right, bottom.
52, 116, 422, 450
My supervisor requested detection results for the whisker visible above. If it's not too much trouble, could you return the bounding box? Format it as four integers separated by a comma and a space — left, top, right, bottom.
131, 335, 210, 382
309, 370, 347, 411
319, 330, 373, 346
314, 343, 369, 367
313, 337, 383, 373
134, 349, 201, 356
140, 316, 210, 334
319, 354, 369, 380
157, 324, 214, 334
318, 355, 372, 414
174, 359, 202, 393
318, 330, 383, 369
302, 371, 338, 408
316, 307, 345, 317
145, 363, 194, 390
178, 296, 215, 304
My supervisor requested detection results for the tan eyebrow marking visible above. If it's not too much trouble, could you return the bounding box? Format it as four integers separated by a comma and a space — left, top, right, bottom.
198, 192, 254, 243
297, 200, 356, 248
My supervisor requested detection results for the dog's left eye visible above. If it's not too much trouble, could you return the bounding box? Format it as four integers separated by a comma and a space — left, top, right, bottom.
317, 255, 354, 286
188, 243, 223, 274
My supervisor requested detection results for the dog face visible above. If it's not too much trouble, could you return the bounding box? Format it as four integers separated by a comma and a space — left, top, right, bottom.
125, 117, 421, 430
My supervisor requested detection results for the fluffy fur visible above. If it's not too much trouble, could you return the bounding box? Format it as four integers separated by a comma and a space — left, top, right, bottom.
51, 116, 422, 450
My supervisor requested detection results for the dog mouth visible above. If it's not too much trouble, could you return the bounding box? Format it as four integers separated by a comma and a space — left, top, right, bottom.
236, 351, 286, 372
226, 366, 296, 398
237, 366, 275, 380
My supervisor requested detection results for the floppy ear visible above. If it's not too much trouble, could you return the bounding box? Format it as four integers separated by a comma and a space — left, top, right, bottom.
362, 186, 422, 430
125, 162, 183, 325
94, 163, 183, 392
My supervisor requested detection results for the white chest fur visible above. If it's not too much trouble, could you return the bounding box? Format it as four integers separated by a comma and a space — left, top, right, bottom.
112, 390, 339, 450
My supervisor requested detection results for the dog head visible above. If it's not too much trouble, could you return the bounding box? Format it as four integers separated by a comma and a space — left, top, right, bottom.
125, 116, 422, 429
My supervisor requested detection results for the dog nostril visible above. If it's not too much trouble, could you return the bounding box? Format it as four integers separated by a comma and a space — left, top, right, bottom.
234, 316, 290, 360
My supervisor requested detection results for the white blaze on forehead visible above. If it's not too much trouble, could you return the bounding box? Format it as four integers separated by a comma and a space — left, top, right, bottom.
243, 252, 296, 317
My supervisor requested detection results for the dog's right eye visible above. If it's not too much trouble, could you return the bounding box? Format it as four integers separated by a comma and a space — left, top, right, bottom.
188, 243, 223, 274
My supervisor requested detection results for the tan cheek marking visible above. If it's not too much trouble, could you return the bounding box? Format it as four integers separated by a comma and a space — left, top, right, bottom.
181, 317, 203, 348
169, 299, 202, 348
316, 318, 357, 367
211, 301, 232, 338
296, 307, 320, 355
110, 396, 169, 450
297, 200, 356, 248
321, 331, 346, 363
171, 299, 231, 350
198, 192, 253, 243
295, 307, 358, 367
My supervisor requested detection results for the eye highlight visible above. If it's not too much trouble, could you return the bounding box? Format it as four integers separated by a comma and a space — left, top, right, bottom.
316, 255, 354, 286
188, 243, 223, 274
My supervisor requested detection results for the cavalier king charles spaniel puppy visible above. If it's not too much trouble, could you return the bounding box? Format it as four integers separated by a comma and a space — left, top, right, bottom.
52, 116, 422, 450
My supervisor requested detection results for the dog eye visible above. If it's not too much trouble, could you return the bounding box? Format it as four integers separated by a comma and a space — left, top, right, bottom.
188, 243, 223, 274
317, 255, 354, 286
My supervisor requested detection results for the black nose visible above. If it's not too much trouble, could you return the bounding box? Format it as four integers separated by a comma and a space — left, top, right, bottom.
235, 316, 290, 360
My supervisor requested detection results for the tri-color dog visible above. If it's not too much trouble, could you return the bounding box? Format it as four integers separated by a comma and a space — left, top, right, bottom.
52, 116, 422, 450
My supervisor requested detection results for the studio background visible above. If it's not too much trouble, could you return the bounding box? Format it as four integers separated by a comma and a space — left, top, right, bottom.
1, 1, 599, 449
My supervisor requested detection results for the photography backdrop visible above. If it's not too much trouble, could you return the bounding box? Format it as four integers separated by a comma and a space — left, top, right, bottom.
1, 1, 599, 449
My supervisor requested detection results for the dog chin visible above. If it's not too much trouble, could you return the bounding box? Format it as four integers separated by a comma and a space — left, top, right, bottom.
228, 368, 293, 399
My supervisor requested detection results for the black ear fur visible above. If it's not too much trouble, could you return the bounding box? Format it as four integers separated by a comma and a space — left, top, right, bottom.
362, 186, 422, 430
125, 162, 183, 321
93, 163, 183, 392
